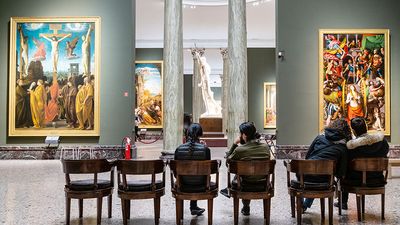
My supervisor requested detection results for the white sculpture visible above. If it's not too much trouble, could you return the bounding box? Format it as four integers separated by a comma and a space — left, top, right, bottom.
195, 52, 222, 117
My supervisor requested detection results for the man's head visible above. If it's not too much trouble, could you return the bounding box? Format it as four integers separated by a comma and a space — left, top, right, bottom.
239, 122, 258, 144
327, 118, 352, 141
37, 79, 43, 86
187, 123, 203, 142
350, 117, 368, 137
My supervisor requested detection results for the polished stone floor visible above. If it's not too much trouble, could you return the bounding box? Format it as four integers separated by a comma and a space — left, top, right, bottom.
0, 141, 399, 225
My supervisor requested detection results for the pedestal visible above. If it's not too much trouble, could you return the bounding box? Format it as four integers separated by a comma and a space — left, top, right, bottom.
199, 117, 227, 147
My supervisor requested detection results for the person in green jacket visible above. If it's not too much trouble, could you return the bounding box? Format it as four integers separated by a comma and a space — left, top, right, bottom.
220, 122, 270, 216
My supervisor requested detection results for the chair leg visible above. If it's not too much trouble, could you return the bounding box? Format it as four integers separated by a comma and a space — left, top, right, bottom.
328, 197, 333, 225
97, 197, 103, 225
154, 197, 160, 225
263, 198, 271, 225
361, 195, 365, 215
338, 190, 342, 216
66, 197, 71, 225
356, 195, 361, 222
121, 199, 127, 225
381, 194, 385, 220
320, 198, 325, 224
208, 199, 214, 225
388, 164, 392, 179
233, 197, 239, 225
79, 199, 83, 218
290, 195, 295, 218
296, 197, 302, 225
176, 199, 182, 225
126, 200, 131, 220
108, 195, 112, 218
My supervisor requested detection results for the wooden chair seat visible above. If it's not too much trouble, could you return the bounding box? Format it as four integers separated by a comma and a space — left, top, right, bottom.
227, 160, 276, 225
117, 159, 165, 225
62, 159, 114, 225
169, 160, 220, 225
285, 159, 336, 225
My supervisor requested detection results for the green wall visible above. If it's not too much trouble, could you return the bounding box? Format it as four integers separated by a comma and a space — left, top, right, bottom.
136, 48, 276, 131
277, 0, 400, 145
0, 0, 135, 145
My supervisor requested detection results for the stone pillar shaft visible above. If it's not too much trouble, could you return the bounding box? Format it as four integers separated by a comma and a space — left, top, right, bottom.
220, 48, 229, 134
191, 48, 205, 123
227, 0, 248, 147
163, 0, 183, 153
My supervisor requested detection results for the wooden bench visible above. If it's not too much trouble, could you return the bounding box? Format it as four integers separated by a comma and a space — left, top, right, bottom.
388, 159, 400, 178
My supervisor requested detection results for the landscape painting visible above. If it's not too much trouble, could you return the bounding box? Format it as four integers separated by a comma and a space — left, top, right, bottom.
135, 61, 163, 128
319, 29, 390, 135
9, 17, 101, 136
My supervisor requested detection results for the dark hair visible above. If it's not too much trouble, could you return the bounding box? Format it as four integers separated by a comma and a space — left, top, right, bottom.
328, 118, 352, 141
350, 117, 367, 137
187, 123, 203, 143
239, 122, 259, 140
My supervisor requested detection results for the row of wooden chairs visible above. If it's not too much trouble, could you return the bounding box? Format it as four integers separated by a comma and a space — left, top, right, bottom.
62, 157, 388, 225
285, 158, 388, 225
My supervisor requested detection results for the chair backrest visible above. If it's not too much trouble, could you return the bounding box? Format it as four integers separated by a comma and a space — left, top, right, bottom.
169, 160, 219, 176
286, 159, 336, 175
62, 159, 113, 174
350, 158, 388, 184
228, 160, 276, 176
117, 159, 165, 175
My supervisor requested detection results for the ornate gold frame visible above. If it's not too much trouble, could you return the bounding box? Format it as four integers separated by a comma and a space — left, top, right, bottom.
264, 82, 276, 129
135, 60, 163, 129
9, 17, 101, 136
318, 29, 390, 135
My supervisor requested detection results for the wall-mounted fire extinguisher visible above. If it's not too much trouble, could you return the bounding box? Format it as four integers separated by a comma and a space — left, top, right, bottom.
122, 136, 132, 159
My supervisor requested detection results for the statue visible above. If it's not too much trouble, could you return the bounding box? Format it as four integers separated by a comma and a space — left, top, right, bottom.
195, 52, 222, 117
82, 24, 93, 77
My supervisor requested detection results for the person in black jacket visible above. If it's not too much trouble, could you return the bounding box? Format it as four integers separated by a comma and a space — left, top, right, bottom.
302, 118, 352, 211
174, 123, 211, 216
334, 117, 389, 210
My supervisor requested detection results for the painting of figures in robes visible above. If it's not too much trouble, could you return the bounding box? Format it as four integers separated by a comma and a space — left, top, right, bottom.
319, 29, 390, 135
264, 82, 276, 129
9, 17, 101, 136
135, 61, 163, 128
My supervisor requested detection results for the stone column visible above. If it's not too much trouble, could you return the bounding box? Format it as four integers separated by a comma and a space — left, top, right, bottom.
191, 48, 205, 123
162, 0, 183, 154
227, 0, 248, 147
220, 48, 229, 135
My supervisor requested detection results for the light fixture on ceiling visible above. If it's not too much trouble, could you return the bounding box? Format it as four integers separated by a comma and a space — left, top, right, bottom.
182, 0, 270, 8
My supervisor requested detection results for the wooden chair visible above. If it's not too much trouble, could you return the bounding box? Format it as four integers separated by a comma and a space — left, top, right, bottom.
117, 159, 165, 225
62, 159, 114, 225
338, 158, 388, 221
284, 160, 336, 225
169, 160, 220, 225
227, 160, 276, 225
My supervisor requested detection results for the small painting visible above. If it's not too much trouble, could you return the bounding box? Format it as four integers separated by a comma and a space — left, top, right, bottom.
264, 82, 276, 129
135, 61, 163, 128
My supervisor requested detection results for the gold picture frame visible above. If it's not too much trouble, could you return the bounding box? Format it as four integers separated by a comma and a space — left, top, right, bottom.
264, 82, 276, 129
9, 17, 101, 136
319, 29, 390, 135
135, 61, 163, 129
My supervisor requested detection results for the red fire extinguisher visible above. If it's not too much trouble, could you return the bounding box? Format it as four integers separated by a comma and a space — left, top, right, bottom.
123, 137, 132, 159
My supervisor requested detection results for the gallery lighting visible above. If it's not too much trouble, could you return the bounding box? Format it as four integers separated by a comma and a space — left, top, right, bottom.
182, 0, 270, 9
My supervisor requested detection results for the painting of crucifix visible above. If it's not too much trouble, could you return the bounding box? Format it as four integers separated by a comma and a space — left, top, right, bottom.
8, 17, 101, 137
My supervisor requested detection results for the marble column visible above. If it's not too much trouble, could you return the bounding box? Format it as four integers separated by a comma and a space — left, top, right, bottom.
227, 0, 248, 147
220, 48, 229, 135
191, 48, 205, 123
162, 0, 183, 154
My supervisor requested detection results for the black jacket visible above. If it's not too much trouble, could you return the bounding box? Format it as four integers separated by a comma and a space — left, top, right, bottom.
174, 141, 211, 190
345, 132, 389, 185
305, 128, 348, 180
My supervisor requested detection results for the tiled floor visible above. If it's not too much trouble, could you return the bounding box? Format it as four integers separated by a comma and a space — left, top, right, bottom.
0, 141, 399, 225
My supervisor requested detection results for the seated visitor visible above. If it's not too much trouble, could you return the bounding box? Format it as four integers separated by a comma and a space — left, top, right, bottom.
335, 117, 389, 210
220, 122, 270, 216
302, 118, 351, 212
174, 123, 211, 216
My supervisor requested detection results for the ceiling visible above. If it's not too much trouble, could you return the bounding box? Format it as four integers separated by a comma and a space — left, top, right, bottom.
136, 0, 276, 48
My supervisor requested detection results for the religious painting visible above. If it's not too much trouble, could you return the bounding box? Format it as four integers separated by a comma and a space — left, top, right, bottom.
264, 82, 276, 129
9, 17, 101, 136
135, 61, 163, 128
319, 29, 390, 135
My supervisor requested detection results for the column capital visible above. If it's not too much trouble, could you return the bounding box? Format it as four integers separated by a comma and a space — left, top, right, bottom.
191, 48, 205, 58
220, 48, 228, 59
